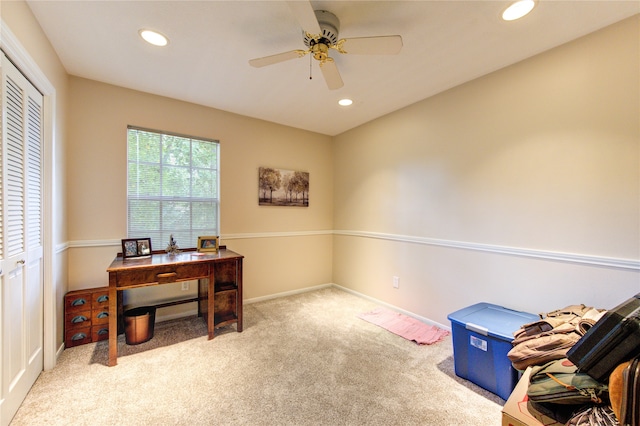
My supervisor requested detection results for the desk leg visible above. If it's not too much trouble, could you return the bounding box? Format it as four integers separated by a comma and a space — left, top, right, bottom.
108, 277, 118, 366
237, 258, 243, 332
207, 272, 215, 340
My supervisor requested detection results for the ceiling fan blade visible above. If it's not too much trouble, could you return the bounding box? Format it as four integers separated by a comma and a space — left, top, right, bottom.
339, 35, 403, 55
320, 60, 343, 90
249, 50, 307, 68
287, 1, 321, 35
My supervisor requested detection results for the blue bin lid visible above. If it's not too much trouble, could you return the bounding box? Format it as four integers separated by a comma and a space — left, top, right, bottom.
447, 302, 539, 341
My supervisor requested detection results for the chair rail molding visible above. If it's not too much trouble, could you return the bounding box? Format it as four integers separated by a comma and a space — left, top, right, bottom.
66, 229, 639, 271
67, 230, 334, 249
334, 230, 640, 271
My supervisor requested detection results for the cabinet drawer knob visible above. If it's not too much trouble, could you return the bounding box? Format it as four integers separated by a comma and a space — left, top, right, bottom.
71, 298, 87, 306
96, 295, 108, 303
71, 315, 88, 324
71, 332, 87, 341
96, 312, 109, 319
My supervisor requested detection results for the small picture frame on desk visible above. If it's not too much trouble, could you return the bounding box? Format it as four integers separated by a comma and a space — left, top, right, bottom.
197, 236, 219, 253
121, 238, 152, 259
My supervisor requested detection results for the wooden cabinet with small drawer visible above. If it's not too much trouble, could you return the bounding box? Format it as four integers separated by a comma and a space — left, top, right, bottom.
65, 287, 113, 348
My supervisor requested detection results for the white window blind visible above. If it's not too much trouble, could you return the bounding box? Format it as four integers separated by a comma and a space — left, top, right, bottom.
127, 127, 219, 251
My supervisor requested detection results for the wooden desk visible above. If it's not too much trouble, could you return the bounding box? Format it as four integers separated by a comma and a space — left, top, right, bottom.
106, 248, 243, 366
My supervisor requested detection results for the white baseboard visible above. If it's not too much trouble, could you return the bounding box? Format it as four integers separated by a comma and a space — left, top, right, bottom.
331, 283, 451, 332
153, 284, 335, 322
132, 282, 449, 331
155, 309, 199, 323
244, 283, 333, 304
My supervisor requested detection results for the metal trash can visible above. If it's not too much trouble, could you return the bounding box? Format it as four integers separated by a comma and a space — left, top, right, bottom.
124, 306, 156, 345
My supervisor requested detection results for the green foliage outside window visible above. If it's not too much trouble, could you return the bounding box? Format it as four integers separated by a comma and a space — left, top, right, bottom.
127, 127, 219, 250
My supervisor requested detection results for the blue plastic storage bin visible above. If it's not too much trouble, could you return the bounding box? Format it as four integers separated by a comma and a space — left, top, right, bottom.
447, 302, 539, 400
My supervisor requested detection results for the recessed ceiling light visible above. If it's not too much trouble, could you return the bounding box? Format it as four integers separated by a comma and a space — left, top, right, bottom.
139, 29, 169, 47
338, 98, 353, 106
502, 0, 535, 21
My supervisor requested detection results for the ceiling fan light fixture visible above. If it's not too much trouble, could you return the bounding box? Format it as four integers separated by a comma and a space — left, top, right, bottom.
249, 1, 402, 91
338, 98, 353, 106
502, 0, 536, 21
139, 29, 169, 46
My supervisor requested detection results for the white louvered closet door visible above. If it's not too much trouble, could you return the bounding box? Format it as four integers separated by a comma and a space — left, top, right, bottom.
0, 53, 44, 426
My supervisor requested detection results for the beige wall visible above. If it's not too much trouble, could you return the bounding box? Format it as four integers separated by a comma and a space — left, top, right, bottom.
3, 0, 639, 355
67, 77, 334, 312
2, 0, 69, 358
333, 15, 640, 326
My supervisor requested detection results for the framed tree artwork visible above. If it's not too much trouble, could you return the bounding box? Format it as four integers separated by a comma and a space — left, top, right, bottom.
259, 167, 309, 207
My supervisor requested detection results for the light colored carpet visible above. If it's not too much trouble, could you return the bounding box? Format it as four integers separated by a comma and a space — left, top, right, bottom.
11, 287, 504, 425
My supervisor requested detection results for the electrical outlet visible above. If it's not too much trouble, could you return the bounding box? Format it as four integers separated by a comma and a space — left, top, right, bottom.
181, 282, 189, 291
393, 276, 399, 289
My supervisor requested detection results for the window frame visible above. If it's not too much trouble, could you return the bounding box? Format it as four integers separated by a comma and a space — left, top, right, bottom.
126, 125, 220, 251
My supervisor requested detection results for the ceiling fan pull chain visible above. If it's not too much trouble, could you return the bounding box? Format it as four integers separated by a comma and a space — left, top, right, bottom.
309, 54, 313, 80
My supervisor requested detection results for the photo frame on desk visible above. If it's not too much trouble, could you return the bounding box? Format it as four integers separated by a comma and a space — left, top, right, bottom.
197, 236, 219, 253
121, 238, 152, 259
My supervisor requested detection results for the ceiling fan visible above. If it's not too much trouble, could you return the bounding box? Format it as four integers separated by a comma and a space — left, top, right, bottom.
248, 1, 403, 90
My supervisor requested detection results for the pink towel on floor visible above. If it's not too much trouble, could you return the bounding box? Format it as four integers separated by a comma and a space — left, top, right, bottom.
358, 307, 449, 345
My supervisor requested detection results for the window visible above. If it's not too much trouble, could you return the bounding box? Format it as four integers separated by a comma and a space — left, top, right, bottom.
127, 126, 219, 251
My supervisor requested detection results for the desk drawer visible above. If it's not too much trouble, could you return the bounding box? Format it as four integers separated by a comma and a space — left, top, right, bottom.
66, 327, 92, 347
92, 290, 109, 310
66, 310, 92, 327
65, 290, 93, 313
92, 309, 110, 325
116, 263, 210, 286
92, 325, 109, 341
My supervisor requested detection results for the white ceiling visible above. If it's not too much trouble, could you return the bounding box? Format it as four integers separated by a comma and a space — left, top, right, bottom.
25, 1, 639, 136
